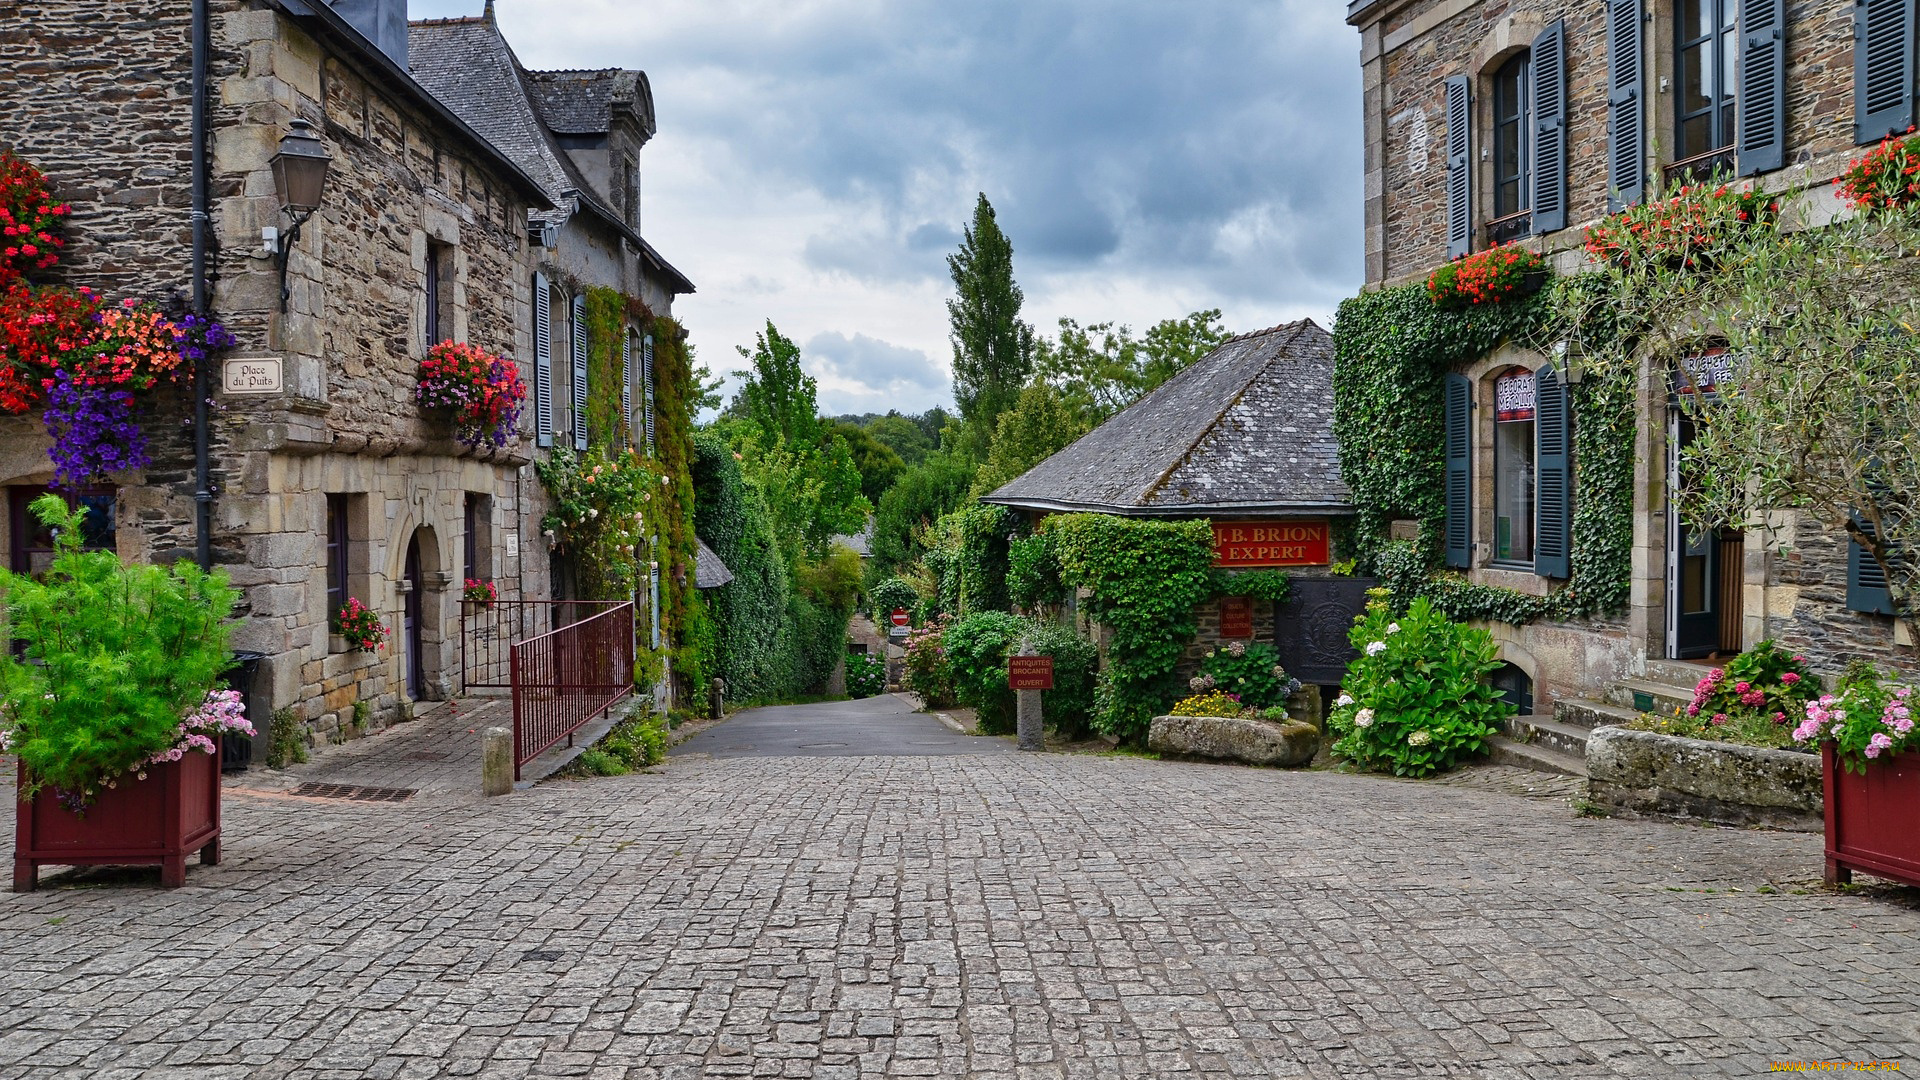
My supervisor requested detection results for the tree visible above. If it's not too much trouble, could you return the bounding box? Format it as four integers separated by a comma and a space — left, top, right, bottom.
1035, 309, 1230, 425
971, 380, 1086, 498
864, 412, 934, 467
868, 453, 974, 581
947, 194, 1036, 452
733, 321, 819, 446
832, 419, 907, 505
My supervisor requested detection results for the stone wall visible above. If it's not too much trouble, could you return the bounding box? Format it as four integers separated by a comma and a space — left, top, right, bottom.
1762, 512, 1905, 677
1361, 0, 1859, 287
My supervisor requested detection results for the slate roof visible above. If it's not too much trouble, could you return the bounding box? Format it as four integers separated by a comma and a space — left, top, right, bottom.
407, 17, 692, 294
830, 519, 874, 558
694, 538, 735, 589
982, 319, 1352, 517
525, 69, 656, 139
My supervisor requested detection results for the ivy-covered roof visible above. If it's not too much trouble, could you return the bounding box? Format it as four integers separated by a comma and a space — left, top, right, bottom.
982, 319, 1351, 517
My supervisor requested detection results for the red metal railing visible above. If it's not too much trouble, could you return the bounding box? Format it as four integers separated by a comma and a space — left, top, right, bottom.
509, 602, 635, 779
461, 600, 623, 691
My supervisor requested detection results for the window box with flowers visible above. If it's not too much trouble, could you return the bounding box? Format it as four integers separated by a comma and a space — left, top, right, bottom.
462, 577, 497, 615
1582, 182, 1778, 273
5, 495, 243, 891
334, 597, 389, 654
415, 341, 527, 449
1426, 245, 1551, 309
1791, 664, 1920, 888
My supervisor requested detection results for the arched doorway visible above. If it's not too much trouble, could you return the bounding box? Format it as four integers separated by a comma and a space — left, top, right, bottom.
404, 531, 425, 700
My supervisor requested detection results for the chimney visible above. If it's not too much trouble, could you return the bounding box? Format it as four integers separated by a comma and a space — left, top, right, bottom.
328, 0, 408, 68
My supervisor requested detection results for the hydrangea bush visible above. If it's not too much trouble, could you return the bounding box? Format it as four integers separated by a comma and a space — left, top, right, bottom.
901, 614, 957, 708
1794, 662, 1920, 773
1189, 640, 1301, 710
1680, 639, 1819, 729
1326, 592, 1511, 777
845, 651, 887, 699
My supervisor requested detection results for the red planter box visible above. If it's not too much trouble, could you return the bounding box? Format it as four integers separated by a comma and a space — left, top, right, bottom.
1823, 743, 1920, 888
13, 748, 222, 892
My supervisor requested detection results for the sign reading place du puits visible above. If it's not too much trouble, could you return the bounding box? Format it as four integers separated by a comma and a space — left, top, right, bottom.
1211, 521, 1331, 568
222, 357, 283, 394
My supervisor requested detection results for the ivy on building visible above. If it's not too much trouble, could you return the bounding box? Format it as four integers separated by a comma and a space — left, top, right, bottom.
1330, 279, 1633, 625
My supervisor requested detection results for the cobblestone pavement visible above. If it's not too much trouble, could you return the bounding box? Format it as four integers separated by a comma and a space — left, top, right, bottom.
4, 703, 1920, 1078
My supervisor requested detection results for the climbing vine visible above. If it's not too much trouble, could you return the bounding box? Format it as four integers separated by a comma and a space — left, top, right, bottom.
1043, 514, 1217, 742
1331, 279, 1635, 626
647, 312, 710, 694
583, 287, 627, 451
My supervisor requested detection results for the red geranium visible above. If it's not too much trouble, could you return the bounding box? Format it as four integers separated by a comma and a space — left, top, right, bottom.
415, 341, 526, 448
1838, 128, 1920, 213
1426, 245, 1550, 308
1583, 183, 1777, 271
0, 282, 101, 412
0, 152, 70, 283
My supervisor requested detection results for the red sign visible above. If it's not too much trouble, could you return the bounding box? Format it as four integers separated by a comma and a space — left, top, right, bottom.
1211, 521, 1330, 567
890, 608, 910, 627
1219, 596, 1254, 639
1008, 655, 1055, 690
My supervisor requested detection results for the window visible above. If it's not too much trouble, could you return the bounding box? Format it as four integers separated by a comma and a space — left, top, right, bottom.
1492, 52, 1531, 220
1493, 369, 1536, 564
325, 494, 350, 617
425, 241, 452, 347
463, 492, 491, 585
1676, 0, 1738, 162
9, 486, 114, 576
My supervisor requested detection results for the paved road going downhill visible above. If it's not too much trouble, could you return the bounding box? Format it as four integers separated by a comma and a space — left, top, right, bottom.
674, 692, 1007, 758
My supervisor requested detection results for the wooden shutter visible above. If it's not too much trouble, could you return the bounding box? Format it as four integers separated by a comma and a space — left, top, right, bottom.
620, 329, 633, 450
1849, 517, 1896, 615
643, 334, 656, 454
1606, 0, 1646, 210
1444, 372, 1473, 568
571, 293, 589, 452
1445, 74, 1472, 259
1855, 0, 1915, 144
1737, 0, 1787, 176
1533, 364, 1573, 579
533, 272, 553, 449
1530, 20, 1569, 233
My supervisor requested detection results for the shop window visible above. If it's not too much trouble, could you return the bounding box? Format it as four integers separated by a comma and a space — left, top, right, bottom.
1493, 368, 1536, 564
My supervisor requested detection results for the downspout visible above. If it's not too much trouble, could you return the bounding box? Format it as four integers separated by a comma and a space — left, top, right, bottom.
190, 0, 213, 571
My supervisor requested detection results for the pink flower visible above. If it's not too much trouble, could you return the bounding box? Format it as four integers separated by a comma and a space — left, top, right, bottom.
1781, 672, 1801, 685
1734, 681, 1752, 694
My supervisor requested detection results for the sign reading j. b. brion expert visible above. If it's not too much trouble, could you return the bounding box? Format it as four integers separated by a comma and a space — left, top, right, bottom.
1211, 521, 1330, 567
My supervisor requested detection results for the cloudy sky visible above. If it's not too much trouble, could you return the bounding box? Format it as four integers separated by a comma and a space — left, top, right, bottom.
411, 0, 1363, 416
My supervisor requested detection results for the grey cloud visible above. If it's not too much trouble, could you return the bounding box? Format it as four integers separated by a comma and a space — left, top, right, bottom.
803, 331, 951, 413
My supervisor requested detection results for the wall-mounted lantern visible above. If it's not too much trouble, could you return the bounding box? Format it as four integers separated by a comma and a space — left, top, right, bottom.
263, 118, 332, 313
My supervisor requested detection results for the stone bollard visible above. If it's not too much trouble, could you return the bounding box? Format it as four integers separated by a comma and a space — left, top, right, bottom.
709, 678, 726, 721
1016, 686, 1043, 752
481, 727, 513, 796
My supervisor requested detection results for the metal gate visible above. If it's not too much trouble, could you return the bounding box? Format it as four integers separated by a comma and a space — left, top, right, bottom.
1273, 577, 1376, 685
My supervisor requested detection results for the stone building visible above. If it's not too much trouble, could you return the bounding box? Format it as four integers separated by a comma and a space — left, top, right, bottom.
0, 0, 686, 747
983, 320, 1355, 722
1345, 0, 1901, 725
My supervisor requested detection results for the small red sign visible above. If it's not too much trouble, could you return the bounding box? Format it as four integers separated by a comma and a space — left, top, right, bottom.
1220, 596, 1254, 639
1008, 655, 1055, 690
1211, 521, 1330, 567
890, 608, 910, 627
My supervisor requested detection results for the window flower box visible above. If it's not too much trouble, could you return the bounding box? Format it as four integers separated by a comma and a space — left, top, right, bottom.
13, 747, 222, 891
1822, 744, 1920, 888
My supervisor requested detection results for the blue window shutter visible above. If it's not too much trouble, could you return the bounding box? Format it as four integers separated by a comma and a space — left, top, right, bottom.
1606, 0, 1646, 210
1855, 0, 1916, 144
1530, 20, 1568, 233
1445, 75, 1473, 259
1444, 372, 1473, 568
1533, 364, 1573, 579
533, 272, 552, 449
571, 293, 589, 452
1737, 0, 1786, 176
621, 329, 633, 450
1849, 517, 1896, 615
643, 335, 656, 455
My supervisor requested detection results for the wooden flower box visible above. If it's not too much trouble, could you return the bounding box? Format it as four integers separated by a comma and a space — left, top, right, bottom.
1823, 743, 1920, 888
12, 747, 222, 892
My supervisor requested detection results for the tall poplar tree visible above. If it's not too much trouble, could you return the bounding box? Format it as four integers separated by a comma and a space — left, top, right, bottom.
947, 194, 1036, 454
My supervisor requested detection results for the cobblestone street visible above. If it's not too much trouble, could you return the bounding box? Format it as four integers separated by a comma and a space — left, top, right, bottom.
4, 697, 1919, 1078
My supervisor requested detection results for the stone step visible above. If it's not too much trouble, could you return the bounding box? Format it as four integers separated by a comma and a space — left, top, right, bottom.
1485, 734, 1588, 778
1554, 697, 1639, 731
1499, 714, 1594, 758
1607, 677, 1693, 715
1643, 657, 1722, 691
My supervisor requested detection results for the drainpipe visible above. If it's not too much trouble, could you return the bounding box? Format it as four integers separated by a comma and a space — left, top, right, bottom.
190, 0, 213, 571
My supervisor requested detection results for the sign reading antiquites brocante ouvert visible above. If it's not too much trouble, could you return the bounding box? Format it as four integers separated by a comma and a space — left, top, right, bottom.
1211, 521, 1330, 567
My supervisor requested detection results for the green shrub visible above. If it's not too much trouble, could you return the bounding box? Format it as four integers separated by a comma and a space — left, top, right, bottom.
1188, 641, 1301, 710
1020, 619, 1098, 739
946, 611, 1027, 734
867, 577, 919, 617
266, 707, 308, 769
575, 749, 629, 776
902, 615, 958, 708
846, 652, 887, 698
593, 709, 670, 772
0, 495, 238, 802
1007, 532, 1065, 611
1326, 592, 1510, 777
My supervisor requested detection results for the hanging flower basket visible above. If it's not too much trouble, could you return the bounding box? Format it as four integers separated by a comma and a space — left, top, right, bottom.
1582, 183, 1778, 272
0, 149, 69, 281
415, 341, 526, 448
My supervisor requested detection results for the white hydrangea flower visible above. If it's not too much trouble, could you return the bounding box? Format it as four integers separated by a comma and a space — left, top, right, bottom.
1365, 641, 1387, 656
1353, 708, 1374, 729
1386, 622, 1401, 634
1407, 729, 1432, 747
1335, 693, 1354, 707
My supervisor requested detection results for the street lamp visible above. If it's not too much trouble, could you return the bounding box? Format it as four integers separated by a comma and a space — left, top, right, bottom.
265, 118, 331, 312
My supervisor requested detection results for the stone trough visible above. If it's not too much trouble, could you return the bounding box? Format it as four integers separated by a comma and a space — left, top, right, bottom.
1148, 714, 1319, 767
1585, 726, 1823, 831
